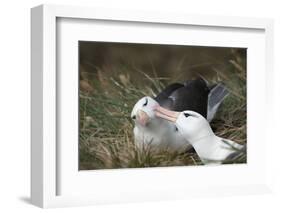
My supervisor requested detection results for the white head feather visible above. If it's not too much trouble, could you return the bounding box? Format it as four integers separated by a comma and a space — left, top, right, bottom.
131, 96, 190, 151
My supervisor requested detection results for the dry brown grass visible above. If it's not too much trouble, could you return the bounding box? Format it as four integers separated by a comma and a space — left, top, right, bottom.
79, 49, 246, 170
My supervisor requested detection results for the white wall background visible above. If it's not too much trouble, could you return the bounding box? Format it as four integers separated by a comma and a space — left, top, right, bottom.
0, 0, 280, 212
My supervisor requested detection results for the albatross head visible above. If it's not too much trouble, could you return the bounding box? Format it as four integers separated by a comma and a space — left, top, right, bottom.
131, 96, 159, 127
175, 110, 214, 143
154, 106, 214, 144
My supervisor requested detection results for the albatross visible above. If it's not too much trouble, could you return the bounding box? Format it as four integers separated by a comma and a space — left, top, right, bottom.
155, 106, 245, 164
130, 78, 229, 151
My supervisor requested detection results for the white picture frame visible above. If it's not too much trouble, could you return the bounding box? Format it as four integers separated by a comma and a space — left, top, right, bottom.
31, 4, 274, 208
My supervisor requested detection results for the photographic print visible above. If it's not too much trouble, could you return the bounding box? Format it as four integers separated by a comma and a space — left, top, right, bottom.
79, 41, 247, 170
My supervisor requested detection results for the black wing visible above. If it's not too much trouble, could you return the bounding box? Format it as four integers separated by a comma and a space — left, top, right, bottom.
155, 79, 210, 118
224, 145, 247, 164
207, 83, 229, 121
154, 83, 184, 106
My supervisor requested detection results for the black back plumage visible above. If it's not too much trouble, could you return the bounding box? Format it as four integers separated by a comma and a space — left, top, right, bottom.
155, 78, 210, 118
154, 83, 183, 105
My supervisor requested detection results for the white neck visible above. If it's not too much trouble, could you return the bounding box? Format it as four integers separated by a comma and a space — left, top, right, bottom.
191, 135, 241, 164
135, 118, 173, 144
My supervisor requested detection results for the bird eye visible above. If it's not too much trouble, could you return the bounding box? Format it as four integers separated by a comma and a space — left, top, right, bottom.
132, 115, 136, 120
143, 98, 148, 107
184, 113, 191, 117
184, 112, 199, 118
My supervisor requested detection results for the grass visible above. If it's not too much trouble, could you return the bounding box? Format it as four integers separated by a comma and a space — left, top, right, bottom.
79, 49, 246, 170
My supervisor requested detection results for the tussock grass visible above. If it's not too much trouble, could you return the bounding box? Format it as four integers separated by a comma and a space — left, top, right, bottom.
79, 50, 246, 170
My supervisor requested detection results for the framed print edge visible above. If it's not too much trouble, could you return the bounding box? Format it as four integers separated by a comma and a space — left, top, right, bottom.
31, 5, 57, 208
31, 4, 274, 208
31, 5, 43, 207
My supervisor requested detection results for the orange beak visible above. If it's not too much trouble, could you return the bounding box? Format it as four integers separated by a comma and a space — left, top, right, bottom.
137, 110, 150, 126
154, 106, 180, 123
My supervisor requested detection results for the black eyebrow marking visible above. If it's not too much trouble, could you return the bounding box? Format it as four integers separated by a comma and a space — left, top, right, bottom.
184, 112, 191, 117
184, 112, 199, 118
143, 98, 148, 106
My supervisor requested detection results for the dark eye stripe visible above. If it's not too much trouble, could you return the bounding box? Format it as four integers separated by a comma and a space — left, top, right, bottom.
143, 98, 148, 106
184, 112, 191, 117
184, 112, 199, 118
131, 115, 136, 119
